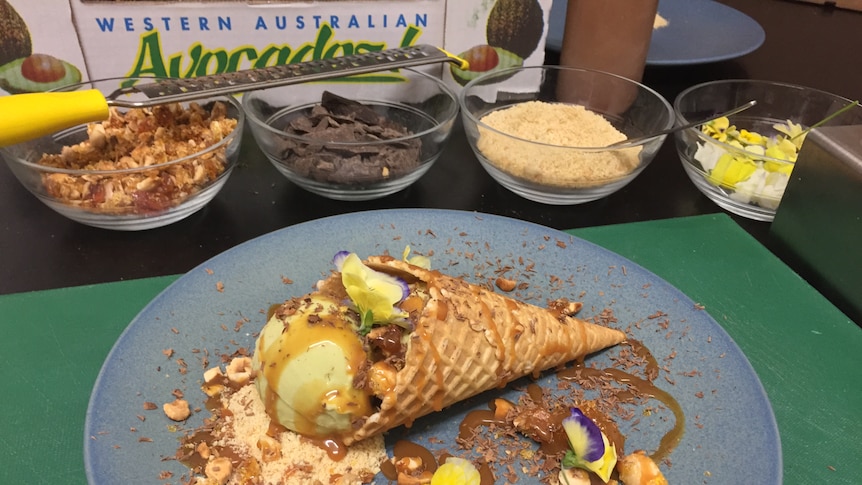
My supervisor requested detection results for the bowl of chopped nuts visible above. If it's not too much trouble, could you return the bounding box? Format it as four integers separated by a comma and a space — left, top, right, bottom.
674, 79, 862, 221
459, 65, 674, 205
242, 68, 459, 201
0, 77, 244, 230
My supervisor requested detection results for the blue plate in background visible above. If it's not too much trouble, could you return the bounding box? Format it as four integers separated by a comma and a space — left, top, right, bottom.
546, 0, 765, 66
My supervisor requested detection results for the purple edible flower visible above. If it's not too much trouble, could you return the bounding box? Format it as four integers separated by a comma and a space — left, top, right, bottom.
562, 407, 605, 462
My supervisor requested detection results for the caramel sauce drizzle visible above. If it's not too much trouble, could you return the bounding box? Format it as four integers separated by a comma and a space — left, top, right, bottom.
455, 345, 684, 474
623, 338, 660, 381
557, 364, 685, 463
477, 295, 507, 379
307, 437, 348, 462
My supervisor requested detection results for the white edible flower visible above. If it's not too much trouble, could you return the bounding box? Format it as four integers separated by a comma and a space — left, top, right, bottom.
753, 172, 789, 209
693, 141, 725, 172
729, 168, 789, 209
729, 169, 765, 205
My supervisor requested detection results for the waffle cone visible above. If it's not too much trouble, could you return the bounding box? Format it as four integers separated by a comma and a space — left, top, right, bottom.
342, 257, 626, 445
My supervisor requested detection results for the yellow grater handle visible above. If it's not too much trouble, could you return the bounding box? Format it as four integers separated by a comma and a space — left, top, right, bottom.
0, 90, 109, 148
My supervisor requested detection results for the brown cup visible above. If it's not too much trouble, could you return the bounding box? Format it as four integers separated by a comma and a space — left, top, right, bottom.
557, 0, 658, 113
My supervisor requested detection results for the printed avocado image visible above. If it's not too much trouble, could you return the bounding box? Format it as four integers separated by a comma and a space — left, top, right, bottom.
486, 0, 544, 60
0, 53, 82, 94
451, 0, 545, 86
450, 45, 523, 86
0, 0, 32, 66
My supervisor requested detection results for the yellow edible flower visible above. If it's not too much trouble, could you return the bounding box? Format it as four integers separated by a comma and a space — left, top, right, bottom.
334, 252, 408, 334
708, 153, 757, 187
702, 117, 731, 142
744, 145, 766, 157
402, 245, 431, 269
764, 145, 789, 162
726, 139, 744, 150
764, 160, 794, 175
711, 116, 730, 131
430, 457, 481, 485
589, 435, 618, 483
738, 129, 765, 146
705, 116, 729, 133
773, 119, 806, 150
775, 137, 800, 161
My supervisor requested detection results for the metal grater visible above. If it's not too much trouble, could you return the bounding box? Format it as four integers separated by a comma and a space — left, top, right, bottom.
103, 45, 466, 108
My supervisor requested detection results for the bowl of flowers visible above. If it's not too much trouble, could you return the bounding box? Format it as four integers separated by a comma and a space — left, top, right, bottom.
673, 79, 861, 221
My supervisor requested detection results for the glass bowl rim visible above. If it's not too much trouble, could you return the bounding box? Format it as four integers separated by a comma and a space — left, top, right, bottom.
458, 65, 675, 151
673, 78, 856, 166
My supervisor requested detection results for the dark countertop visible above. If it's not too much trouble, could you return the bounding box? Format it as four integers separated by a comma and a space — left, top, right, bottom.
1, 0, 860, 320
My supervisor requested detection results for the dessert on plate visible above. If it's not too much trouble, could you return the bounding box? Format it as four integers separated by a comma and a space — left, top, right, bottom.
179, 249, 669, 484
253, 251, 626, 446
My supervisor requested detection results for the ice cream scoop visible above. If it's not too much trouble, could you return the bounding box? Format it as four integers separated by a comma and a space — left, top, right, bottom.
252, 293, 373, 437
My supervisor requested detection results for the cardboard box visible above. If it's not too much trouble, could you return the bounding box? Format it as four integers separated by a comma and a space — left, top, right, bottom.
69, 0, 551, 92
0, 0, 89, 95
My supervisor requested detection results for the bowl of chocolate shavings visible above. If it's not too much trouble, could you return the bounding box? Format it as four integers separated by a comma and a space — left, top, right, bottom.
243, 68, 459, 201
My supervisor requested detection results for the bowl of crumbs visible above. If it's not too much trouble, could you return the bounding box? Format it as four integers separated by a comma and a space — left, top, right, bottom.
242, 67, 459, 201
460, 65, 674, 204
0, 77, 244, 231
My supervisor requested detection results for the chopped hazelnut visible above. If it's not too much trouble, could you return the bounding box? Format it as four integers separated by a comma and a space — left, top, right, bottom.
493, 398, 515, 420
395, 456, 424, 475
368, 361, 397, 397
195, 442, 211, 460
162, 398, 191, 421
256, 435, 282, 463
495, 276, 517, 292
205, 457, 233, 485
226, 357, 253, 386
202, 366, 226, 397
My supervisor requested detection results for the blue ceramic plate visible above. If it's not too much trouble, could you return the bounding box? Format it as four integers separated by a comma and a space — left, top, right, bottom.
546, 0, 765, 66
84, 209, 781, 484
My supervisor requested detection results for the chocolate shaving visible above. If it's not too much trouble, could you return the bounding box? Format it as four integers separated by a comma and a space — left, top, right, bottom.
277, 91, 421, 185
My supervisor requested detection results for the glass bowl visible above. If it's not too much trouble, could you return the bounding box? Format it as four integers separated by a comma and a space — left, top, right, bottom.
459, 65, 674, 205
242, 67, 458, 201
0, 77, 245, 231
674, 79, 862, 221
